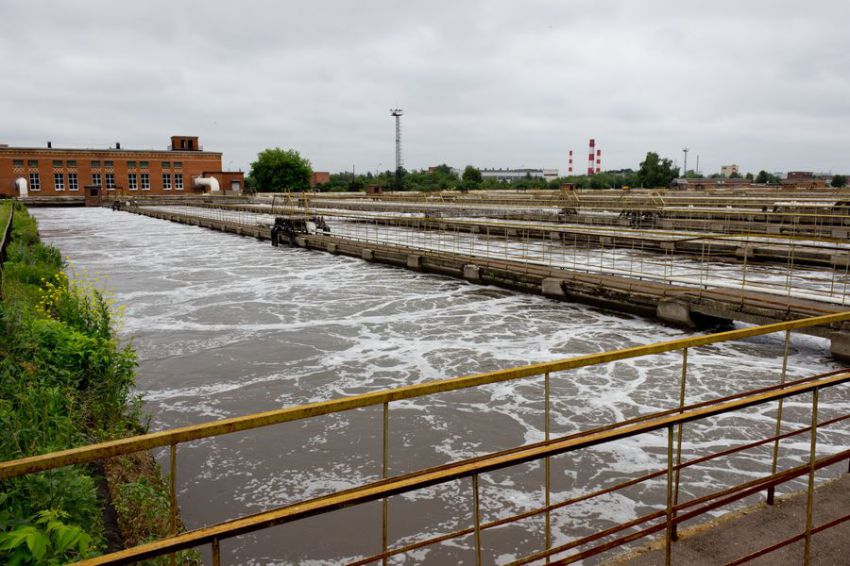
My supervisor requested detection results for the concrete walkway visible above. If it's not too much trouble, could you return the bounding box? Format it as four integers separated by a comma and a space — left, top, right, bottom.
608, 473, 850, 566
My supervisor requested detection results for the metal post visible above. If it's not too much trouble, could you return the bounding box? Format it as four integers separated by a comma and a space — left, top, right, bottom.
768, 329, 792, 504
803, 387, 820, 565
169, 443, 178, 566
473, 474, 483, 566
212, 538, 221, 566
382, 403, 389, 566
544, 371, 551, 563
665, 425, 675, 566
672, 348, 688, 540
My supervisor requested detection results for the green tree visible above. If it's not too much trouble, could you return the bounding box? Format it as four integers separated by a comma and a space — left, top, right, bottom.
831, 174, 847, 188
461, 165, 482, 184
635, 152, 679, 188
754, 170, 779, 184
249, 148, 312, 192
745, 172, 754, 181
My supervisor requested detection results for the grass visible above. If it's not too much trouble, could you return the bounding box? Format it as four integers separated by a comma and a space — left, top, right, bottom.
0, 203, 199, 564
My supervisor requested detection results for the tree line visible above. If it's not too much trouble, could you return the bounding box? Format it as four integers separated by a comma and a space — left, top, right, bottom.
245, 148, 848, 192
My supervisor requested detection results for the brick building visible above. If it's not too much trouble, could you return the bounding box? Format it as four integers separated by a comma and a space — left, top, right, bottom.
310, 171, 330, 187
0, 135, 243, 199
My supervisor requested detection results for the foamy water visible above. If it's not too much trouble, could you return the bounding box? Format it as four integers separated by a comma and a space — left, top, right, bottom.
30, 207, 850, 565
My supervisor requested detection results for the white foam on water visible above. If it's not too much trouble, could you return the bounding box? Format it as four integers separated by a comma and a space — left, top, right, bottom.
30, 207, 850, 565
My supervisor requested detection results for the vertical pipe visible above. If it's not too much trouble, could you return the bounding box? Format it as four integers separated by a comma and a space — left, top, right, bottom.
473, 474, 483, 566
768, 329, 792, 504
672, 348, 688, 540
803, 387, 820, 565
212, 538, 221, 566
665, 425, 675, 566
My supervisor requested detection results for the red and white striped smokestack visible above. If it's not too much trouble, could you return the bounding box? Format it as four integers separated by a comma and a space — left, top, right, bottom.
587, 139, 596, 175
568, 149, 573, 175
596, 148, 601, 174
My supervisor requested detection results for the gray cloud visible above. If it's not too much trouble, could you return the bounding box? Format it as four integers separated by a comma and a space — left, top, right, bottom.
1, 0, 849, 175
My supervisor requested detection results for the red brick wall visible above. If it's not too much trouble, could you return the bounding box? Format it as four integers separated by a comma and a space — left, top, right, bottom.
310, 171, 330, 187
201, 171, 245, 193
0, 147, 222, 197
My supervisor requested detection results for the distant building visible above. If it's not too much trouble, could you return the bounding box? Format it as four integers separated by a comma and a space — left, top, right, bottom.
671, 177, 752, 190
0, 135, 243, 198
786, 171, 815, 181
479, 168, 559, 183
426, 165, 463, 177
720, 164, 739, 177
310, 171, 330, 187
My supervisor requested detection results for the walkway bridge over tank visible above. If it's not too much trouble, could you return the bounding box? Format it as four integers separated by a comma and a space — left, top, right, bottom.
124, 203, 850, 360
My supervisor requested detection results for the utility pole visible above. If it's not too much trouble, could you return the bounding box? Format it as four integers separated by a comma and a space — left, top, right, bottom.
682, 148, 689, 177
390, 108, 403, 190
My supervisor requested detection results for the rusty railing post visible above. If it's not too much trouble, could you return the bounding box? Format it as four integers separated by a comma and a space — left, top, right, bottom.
170, 442, 178, 566
212, 537, 221, 566
672, 347, 688, 540
473, 474, 483, 566
768, 329, 792, 505
665, 424, 675, 566
382, 401, 390, 566
544, 371, 551, 563
803, 387, 820, 565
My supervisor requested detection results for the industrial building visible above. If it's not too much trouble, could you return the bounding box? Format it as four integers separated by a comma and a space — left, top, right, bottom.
720, 164, 739, 177
479, 168, 559, 183
0, 135, 243, 199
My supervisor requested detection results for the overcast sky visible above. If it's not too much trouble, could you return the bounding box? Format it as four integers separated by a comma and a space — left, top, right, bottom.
2, 0, 849, 176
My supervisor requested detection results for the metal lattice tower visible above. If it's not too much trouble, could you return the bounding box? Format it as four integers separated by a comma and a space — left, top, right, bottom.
390, 108, 403, 173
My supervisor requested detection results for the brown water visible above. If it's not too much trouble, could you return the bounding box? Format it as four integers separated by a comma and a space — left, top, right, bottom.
31, 208, 849, 565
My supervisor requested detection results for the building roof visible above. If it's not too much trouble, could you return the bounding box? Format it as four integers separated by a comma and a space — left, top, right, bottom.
0, 145, 221, 156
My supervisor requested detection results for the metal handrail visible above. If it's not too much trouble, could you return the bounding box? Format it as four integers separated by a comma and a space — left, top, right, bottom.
75, 370, 850, 565
4, 311, 850, 480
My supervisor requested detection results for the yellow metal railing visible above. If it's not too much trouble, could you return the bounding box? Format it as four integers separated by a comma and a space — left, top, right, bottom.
76, 369, 850, 565
2, 312, 850, 564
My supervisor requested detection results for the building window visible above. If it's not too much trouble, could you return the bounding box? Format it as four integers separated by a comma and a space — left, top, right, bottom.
91, 160, 100, 168
106, 173, 115, 190
92, 173, 102, 187
29, 172, 40, 191
67, 160, 77, 167
54, 172, 65, 191
162, 173, 172, 190
52, 160, 63, 168
174, 173, 184, 190
127, 161, 137, 168
128, 173, 138, 191
161, 161, 170, 168
141, 173, 150, 190
68, 173, 79, 191
140, 161, 149, 169
13, 159, 23, 167
104, 160, 114, 168
28, 159, 38, 167
231, 180, 241, 191
174, 161, 182, 169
